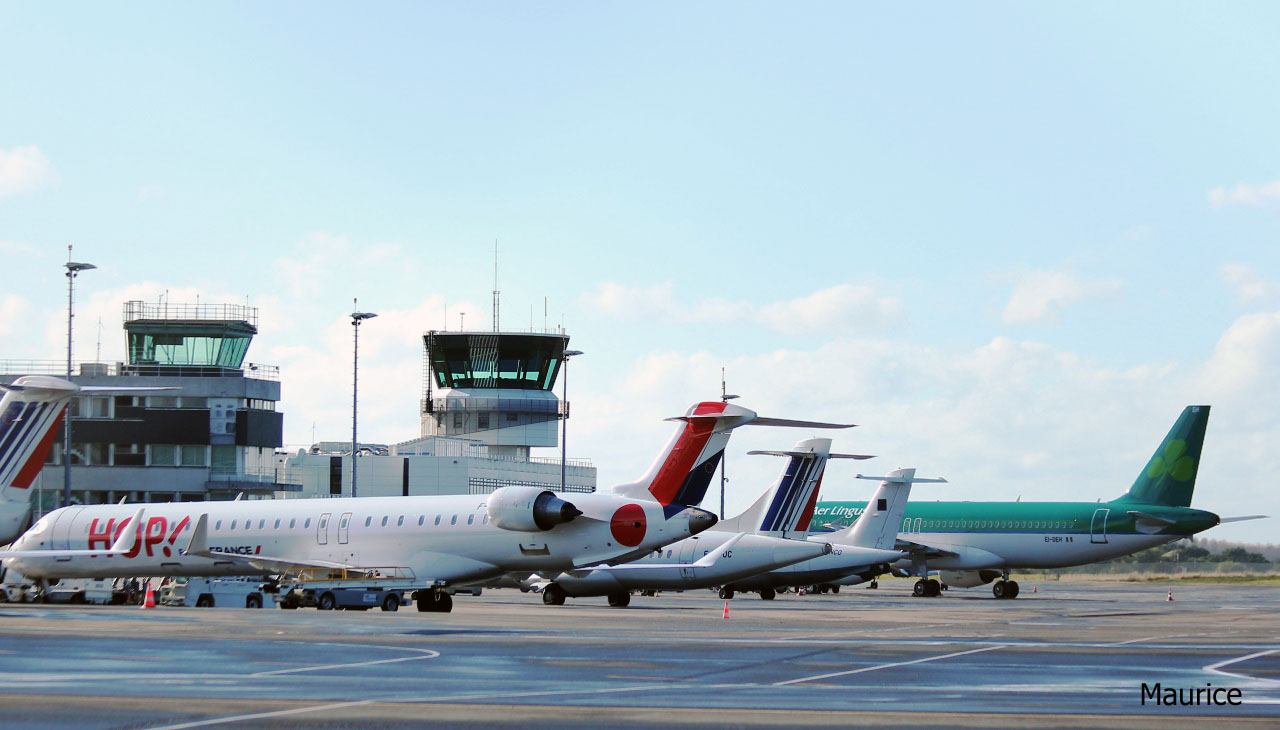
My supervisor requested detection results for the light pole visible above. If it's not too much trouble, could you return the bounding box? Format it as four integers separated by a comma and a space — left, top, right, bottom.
719, 368, 738, 520
350, 302, 377, 498
560, 349, 583, 492
63, 252, 96, 509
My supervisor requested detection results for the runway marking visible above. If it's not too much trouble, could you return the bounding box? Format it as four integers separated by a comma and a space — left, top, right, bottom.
251, 643, 440, 676
147, 699, 379, 729
773, 645, 1008, 686
1203, 648, 1280, 684
1111, 635, 1169, 645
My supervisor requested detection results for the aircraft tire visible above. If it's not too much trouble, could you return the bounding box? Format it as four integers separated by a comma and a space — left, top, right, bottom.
542, 584, 567, 606
831, 585, 840, 594
381, 593, 400, 612
1008, 581, 1020, 599
760, 587, 776, 601
913, 580, 928, 597
992, 581, 1007, 599
927, 579, 942, 597
607, 591, 631, 608
318, 592, 337, 611
718, 587, 735, 600
246, 594, 263, 609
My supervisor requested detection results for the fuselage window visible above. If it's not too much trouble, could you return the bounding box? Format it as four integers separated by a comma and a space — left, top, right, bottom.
259, 519, 265, 529
304, 518, 311, 528
483, 514, 490, 524
450, 515, 458, 525
381, 516, 388, 527
216, 520, 222, 530
230, 520, 237, 530
397, 516, 404, 527
467, 514, 475, 525
665, 550, 672, 558
289, 518, 296, 529
274, 519, 280, 529
434, 515, 441, 526
418, 516, 424, 526
365, 516, 372, 527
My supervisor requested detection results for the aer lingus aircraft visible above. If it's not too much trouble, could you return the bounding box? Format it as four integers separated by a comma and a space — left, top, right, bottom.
812, 405, 1267, 599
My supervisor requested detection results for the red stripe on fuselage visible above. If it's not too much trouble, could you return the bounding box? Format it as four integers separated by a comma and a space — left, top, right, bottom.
10, 408, 63, 489
648, 402, 726, 506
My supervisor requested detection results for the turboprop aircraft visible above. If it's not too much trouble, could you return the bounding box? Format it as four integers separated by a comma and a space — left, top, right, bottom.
0, 376, 172, 544
3, 399, 849, 612
530, 437, 898, 607
812, 405, 1267, 599
725, 467, 945, 599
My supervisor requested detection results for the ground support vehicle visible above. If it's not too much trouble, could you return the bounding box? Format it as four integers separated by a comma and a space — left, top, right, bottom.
161, 577, 269, 609
266, 567, 449, 612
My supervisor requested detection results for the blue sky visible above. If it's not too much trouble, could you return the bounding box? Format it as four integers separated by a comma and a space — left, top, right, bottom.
2, 3, 1278, 542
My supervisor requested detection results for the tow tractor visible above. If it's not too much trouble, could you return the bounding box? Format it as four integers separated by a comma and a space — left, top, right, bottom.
265, 566, 456, 613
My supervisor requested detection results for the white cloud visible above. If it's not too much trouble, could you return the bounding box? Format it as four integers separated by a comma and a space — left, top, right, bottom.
1221, 264, 1280, 304
0, 295, 31, 337
1001, 270, 1122, 325
1209, 179, 1280, 209
580, 281, 904, 334
0, 145, 57, 198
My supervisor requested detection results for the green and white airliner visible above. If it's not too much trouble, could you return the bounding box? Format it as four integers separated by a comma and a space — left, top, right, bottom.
812, 405, 1266, 599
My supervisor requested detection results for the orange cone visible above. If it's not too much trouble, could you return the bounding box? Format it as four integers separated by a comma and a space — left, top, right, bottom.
1032, 585, 1037, 593
140, 583, 156, 609
1166, 591, 1173, 602
722, 601, 730, 619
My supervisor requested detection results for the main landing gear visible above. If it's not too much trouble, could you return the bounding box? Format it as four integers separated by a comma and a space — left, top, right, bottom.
415, 588, 453, 613
607, 591, 631, 608
541, 583, 567, 606
913, 578, 942, 597
992, 569, 1020, 600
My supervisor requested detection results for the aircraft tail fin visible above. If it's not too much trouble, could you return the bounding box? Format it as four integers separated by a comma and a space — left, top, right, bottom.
718, 438, 832, 538
0, 377, 78, 497
1114, 405, 1210, 508
836, 469, 947, 550
610, 401, 853, 511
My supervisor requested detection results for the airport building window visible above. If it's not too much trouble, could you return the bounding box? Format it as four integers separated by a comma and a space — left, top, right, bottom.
478, 414, 490, 429
149, 396, 179, 408
181, 445, 206, 467
506, 412, 519, 422
150, 444, 177, 466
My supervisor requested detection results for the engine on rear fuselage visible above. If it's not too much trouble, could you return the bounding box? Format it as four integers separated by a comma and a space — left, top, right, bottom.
486, 487, 582, 532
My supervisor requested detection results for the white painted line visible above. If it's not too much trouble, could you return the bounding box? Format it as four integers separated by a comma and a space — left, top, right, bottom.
773, 645, 1007, 686
252, 644, 440, 676
148, 699, 378, 730
1112, 635, 1165, 645
1203, 648, 1280, 684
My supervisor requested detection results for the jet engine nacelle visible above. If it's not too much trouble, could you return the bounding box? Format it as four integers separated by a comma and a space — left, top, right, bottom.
939, 569, 1003, 588
486, 487, 582, 532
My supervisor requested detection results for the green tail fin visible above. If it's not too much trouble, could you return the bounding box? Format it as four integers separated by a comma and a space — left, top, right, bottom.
1115, 405, 1210, 507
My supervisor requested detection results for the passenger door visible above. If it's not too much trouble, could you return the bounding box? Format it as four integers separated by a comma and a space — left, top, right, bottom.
1090, 508, 1109, 544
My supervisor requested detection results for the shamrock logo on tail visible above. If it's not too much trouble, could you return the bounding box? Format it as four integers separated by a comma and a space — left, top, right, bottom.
1146, 439, 1196, 483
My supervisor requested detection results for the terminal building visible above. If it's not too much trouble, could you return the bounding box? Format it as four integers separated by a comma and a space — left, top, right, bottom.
279, 329, 595, 498
0, 301, 294, 511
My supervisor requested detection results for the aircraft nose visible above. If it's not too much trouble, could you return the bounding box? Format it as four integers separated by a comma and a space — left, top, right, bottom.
685, 508, 718, 535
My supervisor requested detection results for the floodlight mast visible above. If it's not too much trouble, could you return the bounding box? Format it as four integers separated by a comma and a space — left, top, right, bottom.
63, 248, 96, 508
350, 302, 377, 498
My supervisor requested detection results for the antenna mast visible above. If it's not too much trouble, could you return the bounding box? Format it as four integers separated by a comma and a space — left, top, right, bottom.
492, 240, 500, 332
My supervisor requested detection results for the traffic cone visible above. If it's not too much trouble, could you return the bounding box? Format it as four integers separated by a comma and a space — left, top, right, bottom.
722, 601, 730, 620
1166, 591, 1173, 602
140, 583, 156, 609
1032, 585, 1037, 593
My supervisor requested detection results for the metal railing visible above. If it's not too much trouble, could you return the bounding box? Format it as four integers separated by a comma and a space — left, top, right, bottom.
422, 396, 567, 415
124, 300, 258, 327
208, 465, 303, 485
0, 360, 279, 382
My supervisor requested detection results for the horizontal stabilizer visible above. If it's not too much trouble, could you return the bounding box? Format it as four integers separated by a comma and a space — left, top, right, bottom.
1219, 515, 1269, 524
746, 417, 855, 429
856, 473, 948, 484
749, 449, 873, 460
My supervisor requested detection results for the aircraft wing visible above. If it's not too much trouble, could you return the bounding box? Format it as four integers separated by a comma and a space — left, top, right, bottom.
181, 514, 365, 574
590, 533, 749, 573
892, 537, 959, 560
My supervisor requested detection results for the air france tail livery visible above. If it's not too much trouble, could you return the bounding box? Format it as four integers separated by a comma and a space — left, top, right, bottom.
533, 437, 862, 607
0, 377, 74, 543
812, 406, 1268, 599
4, 399, 846, 612
726, 467, 944, 600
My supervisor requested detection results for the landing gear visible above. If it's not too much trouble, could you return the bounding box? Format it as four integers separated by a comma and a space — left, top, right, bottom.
718, 586, 735, 600
607, 591, 631, 608
541, 583, 567, 606
867, 579, 878, 590
759, 587, 776, 601
913, 579, 941, 597
416, 589, 453, 612
992, 580, 1020, 599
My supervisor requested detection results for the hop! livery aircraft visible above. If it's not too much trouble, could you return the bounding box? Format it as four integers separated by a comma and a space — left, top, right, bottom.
812, 406, 1267, 599
3, 392, 849, 612
533, 437, 900, 606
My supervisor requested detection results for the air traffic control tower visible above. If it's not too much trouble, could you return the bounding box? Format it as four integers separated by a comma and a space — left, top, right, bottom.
419, 331, 569, 460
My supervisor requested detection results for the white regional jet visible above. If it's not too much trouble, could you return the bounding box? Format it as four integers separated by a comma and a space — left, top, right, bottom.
725, 468, 946, 599
3, 396, 848, 612
533, 437, 882, 607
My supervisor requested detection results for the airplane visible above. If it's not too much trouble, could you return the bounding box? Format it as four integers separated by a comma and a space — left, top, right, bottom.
811, 405, 1268, 599
530, 437, 902, 607
724, 467, 945, 599
3, 398, 850, 612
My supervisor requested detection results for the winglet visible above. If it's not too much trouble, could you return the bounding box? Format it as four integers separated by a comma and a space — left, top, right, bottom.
184, 513, 210, 555
108, 508, 145, 553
